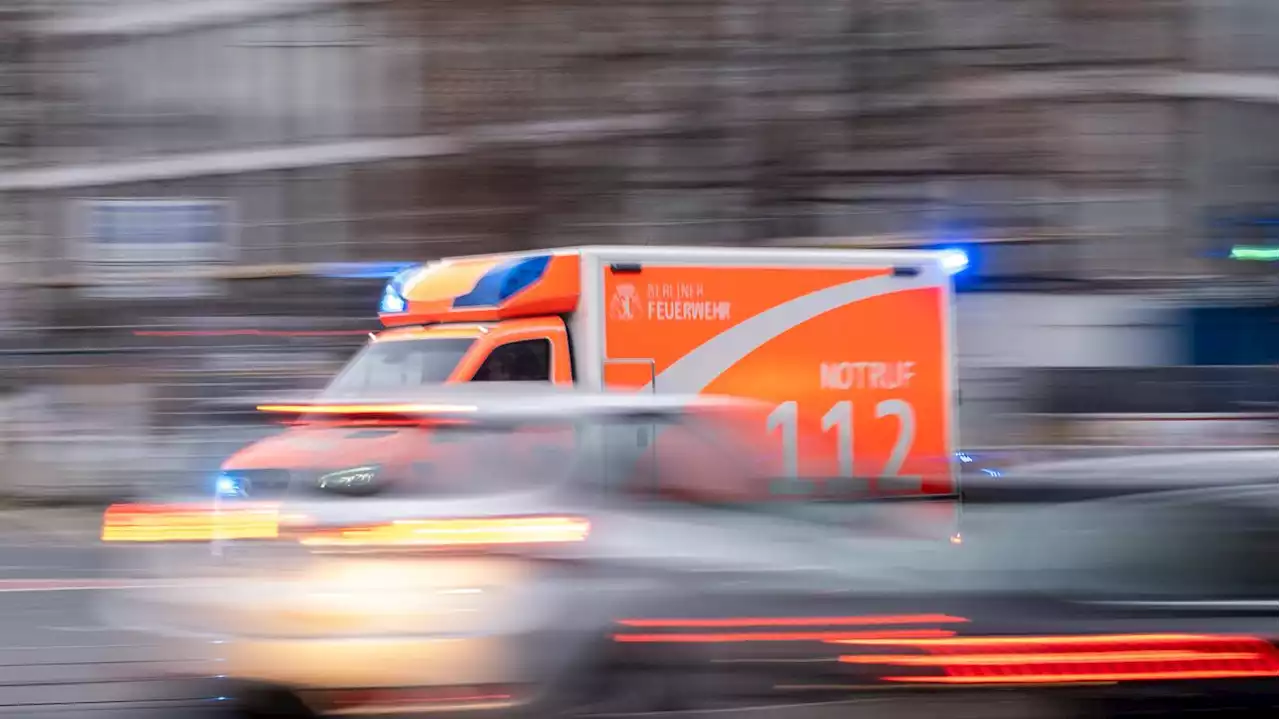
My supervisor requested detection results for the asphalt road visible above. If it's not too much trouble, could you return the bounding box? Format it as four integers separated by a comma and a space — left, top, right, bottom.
0, 538, 1065, 719
0, 540, 1041, 719
0, 540, 231, 717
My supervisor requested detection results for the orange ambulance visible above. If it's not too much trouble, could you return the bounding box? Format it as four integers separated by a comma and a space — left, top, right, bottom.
219, 246, 964, 512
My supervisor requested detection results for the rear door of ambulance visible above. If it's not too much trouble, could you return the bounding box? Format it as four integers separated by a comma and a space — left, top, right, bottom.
582, 247, 958, 532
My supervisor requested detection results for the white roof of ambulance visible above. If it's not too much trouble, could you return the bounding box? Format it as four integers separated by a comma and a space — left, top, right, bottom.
434, 244, 958, 270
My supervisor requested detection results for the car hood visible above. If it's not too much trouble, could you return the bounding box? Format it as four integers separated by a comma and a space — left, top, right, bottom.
222, 425, 427, 471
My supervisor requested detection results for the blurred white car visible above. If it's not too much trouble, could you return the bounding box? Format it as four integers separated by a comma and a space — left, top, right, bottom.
98, 391, 1278, 718
100, 390, 941, 717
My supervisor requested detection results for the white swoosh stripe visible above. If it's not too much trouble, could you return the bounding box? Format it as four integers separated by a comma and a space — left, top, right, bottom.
645, 273, 934, 393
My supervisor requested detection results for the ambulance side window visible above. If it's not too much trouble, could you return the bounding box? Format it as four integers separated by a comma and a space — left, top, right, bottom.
472, 339, 552, 382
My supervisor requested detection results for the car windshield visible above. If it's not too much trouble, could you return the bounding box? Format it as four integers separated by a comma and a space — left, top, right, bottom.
322, 338, 474, 397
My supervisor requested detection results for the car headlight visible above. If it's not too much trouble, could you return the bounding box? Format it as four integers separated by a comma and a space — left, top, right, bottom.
315, 466, 381, 495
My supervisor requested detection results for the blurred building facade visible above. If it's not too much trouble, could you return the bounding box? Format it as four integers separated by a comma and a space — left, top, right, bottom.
2, 0, 1275, 273
0, 0, 1274, 497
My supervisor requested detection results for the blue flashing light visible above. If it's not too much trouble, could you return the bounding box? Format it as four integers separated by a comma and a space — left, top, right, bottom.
452, 255, 551, 309
378, 264, 419, 314
214, 473, 243, 498
939, 248, 970, 275
379, 284, 408, 313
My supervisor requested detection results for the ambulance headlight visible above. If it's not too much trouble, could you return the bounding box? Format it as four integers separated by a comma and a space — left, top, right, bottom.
940, 249, 970, 275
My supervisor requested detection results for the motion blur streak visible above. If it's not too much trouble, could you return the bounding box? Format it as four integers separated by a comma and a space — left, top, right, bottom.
256, 403, 479, 414
101, 502, 281, 542
841, 651, 1264, 665
884, 671, 1280, 684
839, 633, 1278, 684
613, 629, 957, 644
297, 515, 591, 547
618, 614, 969, 628
313, 687, 515, 712
134, 329, 371, 337
829, 633, 1271, 647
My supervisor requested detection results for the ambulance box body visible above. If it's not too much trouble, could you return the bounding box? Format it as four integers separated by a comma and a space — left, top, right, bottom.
225, 245, 960, 504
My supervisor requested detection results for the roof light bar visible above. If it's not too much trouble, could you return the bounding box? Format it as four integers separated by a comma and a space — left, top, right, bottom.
939, 248, 970, 275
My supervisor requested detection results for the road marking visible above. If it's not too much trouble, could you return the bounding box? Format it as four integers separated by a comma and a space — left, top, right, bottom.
1085, 599, 1278, 610
0, 579, 184, 593
40, 625, 118, 633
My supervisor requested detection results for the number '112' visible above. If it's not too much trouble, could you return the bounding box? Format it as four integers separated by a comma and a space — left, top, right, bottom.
765, 400, 917, 494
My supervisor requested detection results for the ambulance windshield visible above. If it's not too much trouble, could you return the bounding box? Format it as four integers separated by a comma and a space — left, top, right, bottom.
323, 338, 474, 397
